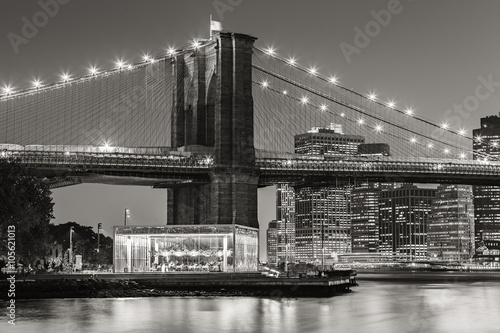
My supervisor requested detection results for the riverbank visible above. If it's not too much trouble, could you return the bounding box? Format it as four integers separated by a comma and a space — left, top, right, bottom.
0, 271, 356, 299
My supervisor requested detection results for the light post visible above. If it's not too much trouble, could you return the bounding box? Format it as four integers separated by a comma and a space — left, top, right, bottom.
124, 208, 130, 226
97, 222, 102, 253
69, 226, 74, 273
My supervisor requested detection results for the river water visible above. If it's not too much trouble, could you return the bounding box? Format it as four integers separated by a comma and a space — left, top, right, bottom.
2, 272, 500, 333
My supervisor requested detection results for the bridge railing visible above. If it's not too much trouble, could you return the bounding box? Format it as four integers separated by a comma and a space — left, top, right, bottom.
0, 150, 213, 171
256, 156, 500, 176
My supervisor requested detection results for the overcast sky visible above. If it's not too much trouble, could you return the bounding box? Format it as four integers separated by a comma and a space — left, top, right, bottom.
2, 0, 500, 257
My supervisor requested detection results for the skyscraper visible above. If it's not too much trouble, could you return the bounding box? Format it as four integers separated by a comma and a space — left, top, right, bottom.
351, 185, 380, 253
473, 114, 500, 242
379, 184, 435, 260
294, 123, 364, 156
294, 124, 361, 263
428, 185, 474, 261
295, 184, 352, 263
266, 221, 278, 264
276, 184, 295, 263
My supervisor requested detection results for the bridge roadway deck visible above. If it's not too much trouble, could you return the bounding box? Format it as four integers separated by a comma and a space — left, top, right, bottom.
5, 149, 500, 186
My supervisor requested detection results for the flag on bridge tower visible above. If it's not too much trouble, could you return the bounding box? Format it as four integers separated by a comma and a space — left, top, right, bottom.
210, 15, 223, 36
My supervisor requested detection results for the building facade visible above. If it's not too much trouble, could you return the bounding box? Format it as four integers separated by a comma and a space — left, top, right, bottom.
379, 184, 435, 260
293, 124, 361, 263
295, 185, 352, 264
473, 114, 500, 242
266, 221, 278, 264
351, 185, 381, 253
428, 185, 475, 262
294, 124, 364, 156
276, 184, 296, 263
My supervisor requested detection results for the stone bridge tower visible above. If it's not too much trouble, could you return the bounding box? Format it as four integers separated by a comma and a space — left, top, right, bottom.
167, 31, 259, 228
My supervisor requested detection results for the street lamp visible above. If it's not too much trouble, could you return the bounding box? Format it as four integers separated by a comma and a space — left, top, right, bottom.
97, 222, 102, 253
124, 208, 130, 226
69, 226, 74, 273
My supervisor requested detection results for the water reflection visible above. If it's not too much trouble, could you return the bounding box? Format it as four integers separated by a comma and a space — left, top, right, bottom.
2, 276, 500, 333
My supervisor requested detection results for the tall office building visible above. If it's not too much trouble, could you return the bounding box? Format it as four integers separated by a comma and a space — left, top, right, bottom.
379, 184, 435, 260
428, 185, 474, 261
295, 184, 352, 263
276, 184, 296, 263
351, 184, 381, 253
473, 114, 500, 242
294, 123, 364, 156
294, 124, 361, 263
266, 220, 278, 264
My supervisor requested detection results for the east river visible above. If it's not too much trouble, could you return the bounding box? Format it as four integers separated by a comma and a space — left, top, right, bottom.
2, 271, 500, 333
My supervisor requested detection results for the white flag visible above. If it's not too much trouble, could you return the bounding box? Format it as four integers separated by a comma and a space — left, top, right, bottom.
210, 19, 223, 33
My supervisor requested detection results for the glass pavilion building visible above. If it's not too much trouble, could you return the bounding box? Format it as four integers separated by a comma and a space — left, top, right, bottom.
113, 225, 258, 273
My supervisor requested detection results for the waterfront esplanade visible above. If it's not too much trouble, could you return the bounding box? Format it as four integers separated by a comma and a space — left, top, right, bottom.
113, 225, 258, 273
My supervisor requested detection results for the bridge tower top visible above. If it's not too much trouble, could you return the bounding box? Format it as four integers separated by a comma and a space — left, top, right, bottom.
171, 31, 257, 169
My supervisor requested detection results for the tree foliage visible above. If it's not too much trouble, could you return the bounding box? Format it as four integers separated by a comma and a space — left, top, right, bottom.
48, 222, 113, 267
0, 159, 54, 262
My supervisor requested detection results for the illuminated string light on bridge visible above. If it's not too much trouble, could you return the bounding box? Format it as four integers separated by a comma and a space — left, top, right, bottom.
368, 93, 377, 101
282, 90, 287, 95
375, 124, 383, 132
32, 80, 42, 88
309, 67, 317, 75
475, 135, 482, 142
320, 104, 327, 111
405, 108, 414, 116
116, 60, 125, 69
3, 86, 13, 95
261, 80, 269, 88
192, 40, 201, 49
143, 54, 150, 62
89, 67, 98, 75
357, 118, 364, 125
459, 153, 466, 159
441, 122, 449, 130
427, 143, 434, 149
265, 47, 275, 55
287, 58, 296, 65
127, 64, 133, 70
387, 101, 395, 109
300, 96, 309, 104
410, 137, 417, 144
458, 129, 467, 136
329, 76, 338, 84
444, 148, 450, 154
167, 47, 176, 56
61, 73, 70, 82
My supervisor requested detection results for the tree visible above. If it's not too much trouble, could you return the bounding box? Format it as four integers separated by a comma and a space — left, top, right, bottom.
0, 158, 54, 263
48, 222, 114, 268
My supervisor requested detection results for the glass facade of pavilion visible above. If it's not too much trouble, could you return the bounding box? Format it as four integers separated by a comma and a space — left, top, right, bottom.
113, 225, 258, 273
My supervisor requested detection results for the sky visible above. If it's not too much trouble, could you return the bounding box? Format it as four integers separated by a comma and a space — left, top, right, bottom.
2, 0, 500, 257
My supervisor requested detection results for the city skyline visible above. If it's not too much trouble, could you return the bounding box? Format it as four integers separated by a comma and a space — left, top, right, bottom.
3, 1, 500, 259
